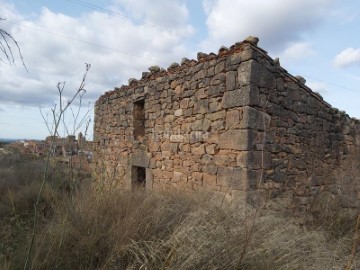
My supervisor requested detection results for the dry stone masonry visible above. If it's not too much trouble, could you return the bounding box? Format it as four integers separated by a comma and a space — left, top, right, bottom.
94, 36, 360, 210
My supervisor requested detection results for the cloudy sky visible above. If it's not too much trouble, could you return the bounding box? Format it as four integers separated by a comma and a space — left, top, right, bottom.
0, 0, 359, 139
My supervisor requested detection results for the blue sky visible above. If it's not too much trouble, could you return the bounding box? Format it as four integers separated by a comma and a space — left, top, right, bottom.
0, 0, 360, 139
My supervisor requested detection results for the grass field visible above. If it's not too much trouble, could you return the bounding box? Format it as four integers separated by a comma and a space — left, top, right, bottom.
0, 152, 359, 269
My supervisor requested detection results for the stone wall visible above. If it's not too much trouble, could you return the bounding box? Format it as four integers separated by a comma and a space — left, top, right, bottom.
253, 51, 360, 209
94, 37, 360, 209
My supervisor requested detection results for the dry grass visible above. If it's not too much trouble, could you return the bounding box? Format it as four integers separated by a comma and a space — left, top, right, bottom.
6, 187, 357, 270
0, 154, 45, 194
0, 153, 359, 269
124, 201, 354, 270
30, 188, 196, 269
0, 153, 71, 269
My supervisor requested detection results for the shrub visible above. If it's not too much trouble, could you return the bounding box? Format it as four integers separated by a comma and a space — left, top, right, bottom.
1, 154, 359, 269
26, 188, 358, 270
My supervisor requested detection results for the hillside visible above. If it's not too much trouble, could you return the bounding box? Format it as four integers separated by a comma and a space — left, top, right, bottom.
0, 151, 359, 269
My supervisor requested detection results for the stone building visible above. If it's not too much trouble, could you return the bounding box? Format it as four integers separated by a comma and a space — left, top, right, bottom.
94, 37, 360, 209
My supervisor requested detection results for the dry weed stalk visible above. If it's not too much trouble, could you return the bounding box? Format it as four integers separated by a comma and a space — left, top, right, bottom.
23, 64, 91, 270
345, 214, 360, 270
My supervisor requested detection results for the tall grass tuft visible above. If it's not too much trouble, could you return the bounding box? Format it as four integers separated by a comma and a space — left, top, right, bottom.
0, 153, 359, 269
25, 187, 359, 269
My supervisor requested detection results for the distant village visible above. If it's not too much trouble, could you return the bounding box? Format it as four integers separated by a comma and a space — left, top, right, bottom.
0, 133, 93, 172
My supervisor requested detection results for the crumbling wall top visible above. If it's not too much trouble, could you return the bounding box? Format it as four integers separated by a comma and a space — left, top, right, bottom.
95, 36, 360, 124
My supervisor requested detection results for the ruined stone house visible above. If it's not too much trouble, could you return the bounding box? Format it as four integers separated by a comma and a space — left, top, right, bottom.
94, 36, 360, 209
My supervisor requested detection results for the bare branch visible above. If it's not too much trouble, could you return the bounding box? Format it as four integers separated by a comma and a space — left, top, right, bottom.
0, 18, 28, 71
39, 106, 52, 134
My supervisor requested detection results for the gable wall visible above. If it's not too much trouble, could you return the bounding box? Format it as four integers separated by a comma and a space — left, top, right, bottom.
247, 49, 360, 209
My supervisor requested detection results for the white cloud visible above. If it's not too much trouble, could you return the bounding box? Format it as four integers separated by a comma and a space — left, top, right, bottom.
330, 8, 358, 24
0, 1, 23, 22
113, 0, 194, 35
280, 42, 316, 62
0, 0, 197, 138
202, 0, 335, 52
306, 81, 328, 94
0, 1, 194, 108
202, 0, 216, 15
333, 48, 360, 68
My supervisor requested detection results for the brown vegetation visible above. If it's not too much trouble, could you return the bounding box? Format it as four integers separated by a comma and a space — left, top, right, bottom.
0, 152, 359, 269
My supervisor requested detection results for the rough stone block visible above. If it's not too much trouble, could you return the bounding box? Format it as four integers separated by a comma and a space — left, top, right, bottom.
217, 167, 247, 189
191, 144, 206, 155
164, 115, 175, 123
191, 118, 211, 132
219, 130, 257, 151
194, 99, 209, 114
194, 69, 207, 80
206, 110, 226, 121
148, 142, 160, 152
195, 88, 207, 99
170, 135, 186, 143
180, 98, 190, 109
271, 168, 288, 183
215, 61, 225, 74
226, 53, 242, 68
223, 86, 259, 108
174, 109, 183, 116
236, 151, 271, 169
203, 173, 217, 188
192, 172, 203, 182
205, 144, 218, 155
161, 151, 171, 159
211, 120, 225, 130
209, 99, 223, 112
214, 155, 231, 166
172, 171, 187, 183
238, 60, 274, 88
225, 109, 241, 129
201, 154, 214, 165
225, 49, 254, 70
189, 131, 209, 143
226, 71, 236, 91
154, 124, 164, 133
238, 60, 252, 86
210, 73, 226, 86
240, 106, 271, 131
208, 85, 225, 97
288, 155, 307, 170
161, 142, 179, 153
203, 165, 218, 174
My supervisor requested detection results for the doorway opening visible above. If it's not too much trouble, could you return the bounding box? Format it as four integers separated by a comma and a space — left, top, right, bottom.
131, 166, 146, 189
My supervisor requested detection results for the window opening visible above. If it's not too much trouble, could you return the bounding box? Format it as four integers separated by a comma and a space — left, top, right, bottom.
133, 99, 145, 140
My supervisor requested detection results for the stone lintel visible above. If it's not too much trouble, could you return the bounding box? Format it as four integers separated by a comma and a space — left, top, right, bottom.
130, 150, 149, 167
